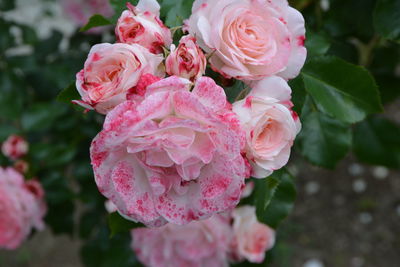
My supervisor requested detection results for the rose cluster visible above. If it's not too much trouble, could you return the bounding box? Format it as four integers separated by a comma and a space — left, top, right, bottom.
132, 206, 275, 266
73, 0, 305, 264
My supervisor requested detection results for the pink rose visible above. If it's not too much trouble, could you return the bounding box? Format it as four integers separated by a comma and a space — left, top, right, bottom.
74, 43, 164, 114
186, 0, 307, 80
115, 0, 172, 54
230, 206, 275, 263
1, 135, 28, 160
166, 35, 207, 81
62, 0, 114, 33
90, 76, 247, 226
233, 77, 301, 178
131, 214, 232, 267
0, 168, 46, 250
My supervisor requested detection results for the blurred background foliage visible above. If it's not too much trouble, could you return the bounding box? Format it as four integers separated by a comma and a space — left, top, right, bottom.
0, 0, 399, 266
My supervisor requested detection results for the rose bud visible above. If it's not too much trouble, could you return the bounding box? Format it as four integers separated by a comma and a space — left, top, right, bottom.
115, 0, 172, 54
166, 35, 207, 81
74, 43, 164, 114
1, 135, 28, 160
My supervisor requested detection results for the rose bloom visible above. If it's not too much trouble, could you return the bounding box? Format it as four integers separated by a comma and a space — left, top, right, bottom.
115, 0, 172, 54
166, 35, 207, 81
131, 214, 232, 267
91, 76, 247, 226
74, 43, 164, 114
233, 76, 301, 178
0, 168, 46, 250
1, 135, 28, 160
186, 0, 307, 80
61, 0, 113, 33
230, 206, 275, 263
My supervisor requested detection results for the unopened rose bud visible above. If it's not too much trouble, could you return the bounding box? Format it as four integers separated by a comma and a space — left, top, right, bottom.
1, 135, 28, 160
165, 35, 206, 81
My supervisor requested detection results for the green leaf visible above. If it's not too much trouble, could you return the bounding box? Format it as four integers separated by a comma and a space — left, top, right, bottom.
305, 31, 331, 58
81, 226, 139, 267
0, 71, 24, 119
57, 82, 81, 104
254, 169, 296, 229
108, 212, 144, 237
21, 103, 67, 132
353, 116, 400, 168
161, 0, 194, 28
289, 76, 306, 115
297, 109, 352, 168
374, 0, 400, 41
302, 56, 383, 123
80, 14, 113, 32
225, 80, 246, 103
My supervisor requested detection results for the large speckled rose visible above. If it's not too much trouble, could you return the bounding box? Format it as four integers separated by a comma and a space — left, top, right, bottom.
74, 43, 164, 114
233, 76, 301, 178
90, 76, 248, 226
0, 168, 46, 250
186, 0, 307, 80
115, 0, 172, 54
131, 214, 232, 267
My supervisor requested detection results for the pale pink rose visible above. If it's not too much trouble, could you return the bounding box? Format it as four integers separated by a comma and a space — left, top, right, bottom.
232, 76, 301, 178
230, 206, 275, 263
1, 135, 28, 160
90, 76, 247, 226
115, 0, 172, 54
186, 0, 307, 80
61, 0, 114, 33
131, 214, 232, 267
0, 168, 46, 250
166, 35, 207, 81
74, 43, 164, 114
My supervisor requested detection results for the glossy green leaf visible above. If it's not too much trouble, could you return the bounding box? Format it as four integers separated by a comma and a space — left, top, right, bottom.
108, 212, 144, 237
254, 169, 296, 229
374, 0, 400, 41
305, 31, 331, 58
80, 14, 112, 32
161, 0, 194, 28
289, 76, 306, 115
57, 83, 81, 104
353, 116, 400, 168
302, 56, 382, 123
297, 109, 352, 168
